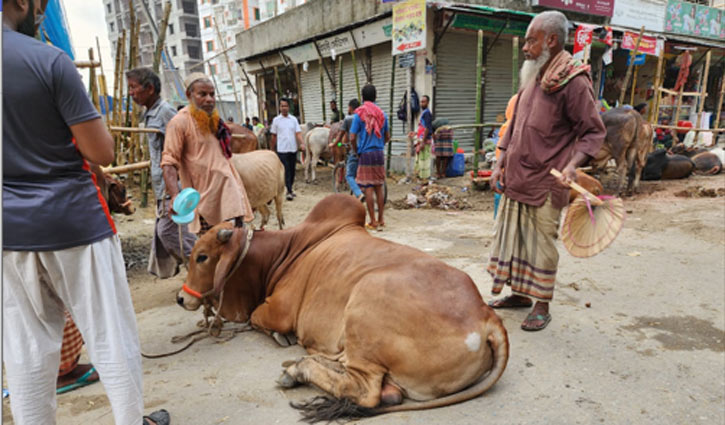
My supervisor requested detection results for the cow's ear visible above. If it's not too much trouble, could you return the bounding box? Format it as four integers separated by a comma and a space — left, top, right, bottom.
213, 228, 244, 295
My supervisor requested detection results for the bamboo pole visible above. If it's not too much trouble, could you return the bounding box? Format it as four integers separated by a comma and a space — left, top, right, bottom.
649, 50, 664, 124
213, 15, 242, 120
693, 50, 711, 142
153, 1, 172, 73
338, 56, 343, 119
96, 37, 109, 119
103, 161, 151, 174
88, 48, 101, 113
652, 124, 724, 132
630, 64, 639, 106
715, 71, 725, 130
113, 31, 126, 165
351, 49, 361, 100
619, 26, 645, 106
387, 55, 396, 176
319, 58, 326, 122
658, 87, 702, 97
74, 61, 101, 68
512, 36, 519, 94
110, 126, 162, 133
293, 63, 305, 122
474, 30, 483, 173
273, 65, 281, 113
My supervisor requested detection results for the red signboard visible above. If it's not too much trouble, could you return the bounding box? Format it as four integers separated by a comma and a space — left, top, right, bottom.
532, 0, 614, 17
621, 31, 661, 56
573, 25, 593, 57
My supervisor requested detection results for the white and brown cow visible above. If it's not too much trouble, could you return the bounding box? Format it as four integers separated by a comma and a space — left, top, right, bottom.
176, 194, 509, 421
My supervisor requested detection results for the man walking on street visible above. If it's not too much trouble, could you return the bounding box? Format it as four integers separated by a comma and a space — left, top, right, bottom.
127, 67, 195, 278
161, 73, 254, 236
2, 1, 169, 423
270, 98, 304, 200
350, 84, 390, 230
488, 11, 605, 331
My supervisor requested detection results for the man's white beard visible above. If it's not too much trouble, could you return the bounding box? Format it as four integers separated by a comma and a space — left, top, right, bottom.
520, 47, 551, 89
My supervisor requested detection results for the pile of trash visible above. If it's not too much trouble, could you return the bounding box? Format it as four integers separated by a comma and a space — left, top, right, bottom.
394, 183, 471, 210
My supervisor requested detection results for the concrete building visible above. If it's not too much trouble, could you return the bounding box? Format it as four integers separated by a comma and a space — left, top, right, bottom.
104, 0, 203, 104
235, 0, 723, 171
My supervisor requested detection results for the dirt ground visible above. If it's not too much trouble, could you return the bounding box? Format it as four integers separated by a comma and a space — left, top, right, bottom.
4, 165, 724, 425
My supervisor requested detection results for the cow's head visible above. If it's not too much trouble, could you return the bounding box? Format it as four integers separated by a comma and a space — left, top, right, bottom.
104, 175, 135, 215
177, 223, 253, 317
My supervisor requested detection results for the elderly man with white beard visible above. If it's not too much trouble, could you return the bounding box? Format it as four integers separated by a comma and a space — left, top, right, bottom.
487, 11, 606, 331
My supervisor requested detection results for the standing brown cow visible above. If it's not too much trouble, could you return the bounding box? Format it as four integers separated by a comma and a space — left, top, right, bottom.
590, 108, 652, 194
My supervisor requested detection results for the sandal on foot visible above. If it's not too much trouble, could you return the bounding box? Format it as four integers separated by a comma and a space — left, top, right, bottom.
56, 366, 99, 395
376, 223, 385, 232
488, 295, 533, 309
143, 409, 170, 425
365, 223, 378, 231
521, 312, 551, 332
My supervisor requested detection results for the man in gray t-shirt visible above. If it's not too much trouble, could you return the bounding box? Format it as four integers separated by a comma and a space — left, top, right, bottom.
2, 4, 167, 424
127, 67, 195, 278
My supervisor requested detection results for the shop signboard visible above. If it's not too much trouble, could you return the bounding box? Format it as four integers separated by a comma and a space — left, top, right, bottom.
450, 12, 528, 37
621, 31, 664, 56
392, 0, 426, 55
665, 0, 724, 40
573, 25, 593, 60
531, 0, 614, 17
626, 54, 646, 66
611, 0, 665, 32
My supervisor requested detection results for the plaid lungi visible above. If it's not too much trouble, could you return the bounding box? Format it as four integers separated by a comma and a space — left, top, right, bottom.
434, 126, 454, 157
356, 150, 385, 187
487, 194, 562, 301
59, 311, 84, 376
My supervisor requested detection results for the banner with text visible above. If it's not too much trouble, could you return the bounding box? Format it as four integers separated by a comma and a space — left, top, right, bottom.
665, 0, 723, 40
392, 0, 426, 55
621, 31, 664, 56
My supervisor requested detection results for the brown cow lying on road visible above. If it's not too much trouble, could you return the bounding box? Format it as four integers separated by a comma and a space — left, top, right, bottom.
176, 194, 509, 421
590, 107, 652, 194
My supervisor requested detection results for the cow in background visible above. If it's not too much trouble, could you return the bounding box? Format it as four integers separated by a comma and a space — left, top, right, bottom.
90, 164, 135, 215
228, 122, 259, 154
590, 108, 653, 194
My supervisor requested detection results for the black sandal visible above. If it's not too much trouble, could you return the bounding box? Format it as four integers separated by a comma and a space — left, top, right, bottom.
488, 295, 533, 309
143, 409, 170, 425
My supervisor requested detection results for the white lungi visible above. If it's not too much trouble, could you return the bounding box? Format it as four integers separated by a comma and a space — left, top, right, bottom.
3, 235, 144, 425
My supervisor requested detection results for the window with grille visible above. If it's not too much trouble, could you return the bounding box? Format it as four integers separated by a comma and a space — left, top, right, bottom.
206, 40, 215, 52
203, 16, 212, 28
185, 23, 198, 37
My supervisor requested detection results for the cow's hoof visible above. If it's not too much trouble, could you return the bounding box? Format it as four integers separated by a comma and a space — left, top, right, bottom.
276, 371, 299, 388
272, 331, 297, 347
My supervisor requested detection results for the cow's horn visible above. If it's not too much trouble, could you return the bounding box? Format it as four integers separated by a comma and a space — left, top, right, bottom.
217, 228, 234, 243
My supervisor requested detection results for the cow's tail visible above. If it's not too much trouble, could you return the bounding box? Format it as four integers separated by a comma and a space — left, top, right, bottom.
291, 317, 509, 423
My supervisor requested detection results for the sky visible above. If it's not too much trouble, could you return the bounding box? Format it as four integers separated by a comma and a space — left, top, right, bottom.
63, 0, 115, 94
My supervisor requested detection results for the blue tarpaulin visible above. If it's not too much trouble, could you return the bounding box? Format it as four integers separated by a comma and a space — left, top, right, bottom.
39, 0, 74, 60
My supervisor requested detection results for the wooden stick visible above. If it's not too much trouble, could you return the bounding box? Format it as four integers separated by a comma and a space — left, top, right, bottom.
658, 87, 702, 97
474, 30, 483, 173
650, 50, 664, 124
550, 169, 604, 206
88, 48, 101, 113
293, 63, 305, 122
109, 126, 162, 134
716, 70, 725, 130
319, 58, 326, 122
103, 161, 150, 174
96, 37, 109, 119
694, 50, 711, 142
629, 64, 639, 106
153, 1, 172, 73
351, 49, 361, 100
387, 55, 396, 176
619, 26, 645, 106
74, 60, 101, 68
652, 125, 725, 132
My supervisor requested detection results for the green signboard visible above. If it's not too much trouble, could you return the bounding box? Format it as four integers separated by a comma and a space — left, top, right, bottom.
665, 0, 723, 40
452, 14, 528, 37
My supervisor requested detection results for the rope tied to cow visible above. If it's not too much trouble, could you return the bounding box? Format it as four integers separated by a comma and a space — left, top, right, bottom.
142, 225, 255, 359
